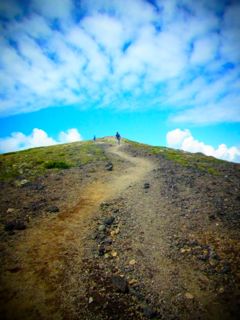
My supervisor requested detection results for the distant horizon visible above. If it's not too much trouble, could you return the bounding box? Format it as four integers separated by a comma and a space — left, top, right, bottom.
1, 133, 239, 165
0, 0, 239, 162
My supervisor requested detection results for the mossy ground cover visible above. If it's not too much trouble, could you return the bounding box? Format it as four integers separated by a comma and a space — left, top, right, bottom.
0, 141, 107, 182
125, 139, 229, 175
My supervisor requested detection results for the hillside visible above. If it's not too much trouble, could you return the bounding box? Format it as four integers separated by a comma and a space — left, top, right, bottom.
0, 138, 240, 320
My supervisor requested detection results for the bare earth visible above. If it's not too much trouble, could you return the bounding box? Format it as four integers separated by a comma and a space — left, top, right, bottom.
0, 142, 240, 320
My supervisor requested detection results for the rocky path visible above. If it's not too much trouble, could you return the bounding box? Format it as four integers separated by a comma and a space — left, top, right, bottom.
0, 145, 156, 320
78, 144, 240, 320
1, 142, 239, 320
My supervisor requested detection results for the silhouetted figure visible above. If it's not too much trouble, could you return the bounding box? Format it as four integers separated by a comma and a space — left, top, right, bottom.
93, 135, 96, 142
116, 132, 121, 145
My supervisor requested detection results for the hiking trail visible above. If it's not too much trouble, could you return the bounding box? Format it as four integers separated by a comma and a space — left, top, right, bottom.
1, 141, 239, 320
0, 144, 156, 320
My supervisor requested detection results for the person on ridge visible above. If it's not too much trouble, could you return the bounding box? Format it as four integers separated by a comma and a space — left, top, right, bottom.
93, 135, 96, 142
115, 132, 121, 145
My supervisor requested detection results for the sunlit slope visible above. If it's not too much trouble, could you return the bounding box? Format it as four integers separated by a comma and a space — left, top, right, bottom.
0, 137, 239, 183
0, 140, 107, 182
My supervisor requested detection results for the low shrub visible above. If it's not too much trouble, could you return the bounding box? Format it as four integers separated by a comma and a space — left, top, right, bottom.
44, 161, 71, 169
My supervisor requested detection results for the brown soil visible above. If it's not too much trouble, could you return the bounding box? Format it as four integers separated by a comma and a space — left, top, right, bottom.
0, 142, 239, 320
0, 144, 154, 319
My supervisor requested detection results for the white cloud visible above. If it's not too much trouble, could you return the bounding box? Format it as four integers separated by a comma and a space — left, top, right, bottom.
121, 73, 139, 91
9, 14, 52, 39
164, 65, 240, 124
171, 93, 240, 124
59, 128, 82, 143
0, 128, 82, 153
166, 128, 240, 163
221, 3, 240, 63
81, 0, 157, 28
190, 34, 219, 64
166, 129, 191, 148
82, 14, 124, 52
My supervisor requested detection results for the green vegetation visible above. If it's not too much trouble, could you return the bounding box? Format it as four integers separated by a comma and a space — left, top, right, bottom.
0, 137, 235, 182
44, 161, 71, 169
0, 141, 107, 182
125, 139, 226, 175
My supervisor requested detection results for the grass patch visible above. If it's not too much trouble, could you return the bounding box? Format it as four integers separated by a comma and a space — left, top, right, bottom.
125, 139, 227, 175
44, 161, 71, 169
0, 141, 107, 182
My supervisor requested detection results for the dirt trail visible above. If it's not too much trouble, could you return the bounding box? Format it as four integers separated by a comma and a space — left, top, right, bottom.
0, 145, 156, 320
109, 145, 155, 192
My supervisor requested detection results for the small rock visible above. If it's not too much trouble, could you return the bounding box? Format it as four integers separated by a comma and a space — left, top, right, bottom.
129, 279, 138, 285
114, 226, 120, 234
124, 266, 134, 273
110, 230, 115, 237
47, 206, 59, 213
4, 220, 26, 232
218, 287, 225, 294
142, 305, 157, 318
7, 266, 21, 273
91, 233, 98, 240
209, 214, 216, 220
209, 259, 218, 267
6, 208, 15, 214
111, 250, 118, 257
185, 292, 194, 300
98, 245, 105, 256
110, 227, 120, 237
104, 216, 115, 226
96, 232, 106, 242
15, 179, 30, 187
144, 182, 150, 189
102, 237, 112, 245
100, 202, 110, 209
111, 275, 129, 293
198, 254, 209, 261
88, 297, 94, 304
105, 162, 113, 171
98, 225, 106, 232
129, 259, 136, 266
28, 200, 46, 212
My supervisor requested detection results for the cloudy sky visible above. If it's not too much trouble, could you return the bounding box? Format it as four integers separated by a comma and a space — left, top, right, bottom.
0, 0, 239, 162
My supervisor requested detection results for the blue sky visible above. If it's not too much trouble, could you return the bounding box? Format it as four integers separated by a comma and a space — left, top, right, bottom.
0, 0, 240, 162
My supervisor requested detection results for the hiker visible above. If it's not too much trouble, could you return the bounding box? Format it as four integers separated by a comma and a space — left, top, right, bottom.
93, 135, 96, 142
116, 132, 121, 145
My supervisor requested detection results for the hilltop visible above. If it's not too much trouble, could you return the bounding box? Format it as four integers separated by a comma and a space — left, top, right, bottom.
0, 138, 240, 320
